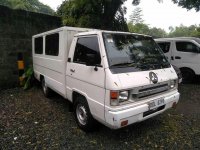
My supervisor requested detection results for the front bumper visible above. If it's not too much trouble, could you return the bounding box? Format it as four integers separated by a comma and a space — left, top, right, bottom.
105, 91, 180, 129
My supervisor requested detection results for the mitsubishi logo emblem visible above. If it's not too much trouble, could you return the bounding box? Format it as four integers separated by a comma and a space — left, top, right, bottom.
149, 72, 158, 84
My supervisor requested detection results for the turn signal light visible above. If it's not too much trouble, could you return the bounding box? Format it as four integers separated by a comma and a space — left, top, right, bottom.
172, 102, 177, 108
121, 120, 128, 127
110, 91, 118, 99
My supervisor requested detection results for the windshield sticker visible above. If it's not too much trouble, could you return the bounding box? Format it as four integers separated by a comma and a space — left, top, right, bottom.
106, 34, 113, 43
107, 38, 113, 43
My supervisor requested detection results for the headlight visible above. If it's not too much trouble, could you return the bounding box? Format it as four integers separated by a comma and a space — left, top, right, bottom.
169, 80, 177, 89
119, 91, 129, 102
110, 90, 129, 106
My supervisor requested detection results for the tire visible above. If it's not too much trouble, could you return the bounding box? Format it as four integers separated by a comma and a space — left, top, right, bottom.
181, 68, 195, 83
73, 96, 96, 132
41, 78, 51, 97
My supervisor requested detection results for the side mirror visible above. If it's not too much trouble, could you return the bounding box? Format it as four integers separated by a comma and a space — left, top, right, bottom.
86, 53, 96, 66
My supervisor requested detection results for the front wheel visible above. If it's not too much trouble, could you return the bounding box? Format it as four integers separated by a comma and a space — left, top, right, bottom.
73, 96, 96, 132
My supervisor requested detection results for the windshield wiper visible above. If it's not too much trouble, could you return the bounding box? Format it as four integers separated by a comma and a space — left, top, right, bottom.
110, 62, 136, 68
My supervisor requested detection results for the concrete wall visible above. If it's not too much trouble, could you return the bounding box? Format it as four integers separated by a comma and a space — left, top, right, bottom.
0, 5, 61, 90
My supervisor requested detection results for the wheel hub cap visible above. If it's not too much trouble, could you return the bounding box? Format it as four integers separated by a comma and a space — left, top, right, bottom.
76, 105, 87, 125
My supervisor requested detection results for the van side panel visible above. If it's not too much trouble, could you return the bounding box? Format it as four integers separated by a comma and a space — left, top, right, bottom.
66, 35, 106, 123
65, 30, 90, 98
33, 31, 66, 97
156, 38, 200, 75
171, 40, 200, 75
33, 28, 90, 99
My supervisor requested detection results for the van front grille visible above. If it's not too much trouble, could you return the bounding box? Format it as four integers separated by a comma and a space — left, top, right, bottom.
131, 83, 169, 100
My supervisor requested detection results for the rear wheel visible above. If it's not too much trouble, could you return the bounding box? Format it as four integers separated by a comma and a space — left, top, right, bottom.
73, 96, 96, 132
181, 68, 195, 83
41, 78, 51, 97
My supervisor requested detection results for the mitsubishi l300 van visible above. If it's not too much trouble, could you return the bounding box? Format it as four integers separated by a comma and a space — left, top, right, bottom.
33, 27, 180, 131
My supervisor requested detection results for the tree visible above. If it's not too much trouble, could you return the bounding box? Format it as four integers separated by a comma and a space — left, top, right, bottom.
57, 0, 103, 29
132, 0, 200, 11
57, 0, 200, 31
171, 0, 200, 11
0, 0, 54, 15
57, 0, 129, 31
129, 7, 144, 24
128, 22, 150, 34
148, 27, 167, 38
128, 23, 167, 38
128, 6, 166, 38
168, 24, 200, 37
0, 0, 10, 6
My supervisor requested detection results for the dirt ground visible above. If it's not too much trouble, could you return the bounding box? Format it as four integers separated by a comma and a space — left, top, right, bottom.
0, 84, 200, 149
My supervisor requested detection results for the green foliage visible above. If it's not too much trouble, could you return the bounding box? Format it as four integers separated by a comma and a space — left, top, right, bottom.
172, 0, 200, 11
168, 24, 200, 37
149, 27, 167, 38
57, 0, 128, 31
132, 0, 200, 11
128, 22, 167, 38
57, 0, 200, 32
0, 0, 54, 15
128, 23, 200, 38
128, 22, 149, 34
0, 0, 10, 6
129, 7, 144, 24
128, 1, 199, 38
22, 67, 33, 90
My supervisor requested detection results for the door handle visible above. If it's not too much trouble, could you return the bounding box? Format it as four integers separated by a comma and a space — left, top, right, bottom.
171, 56, 174, 60
175, 56, 181, 59
70, 69, 75, 73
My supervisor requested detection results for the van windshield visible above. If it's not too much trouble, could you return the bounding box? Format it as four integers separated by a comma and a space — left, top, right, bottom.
103, 33, 170, 73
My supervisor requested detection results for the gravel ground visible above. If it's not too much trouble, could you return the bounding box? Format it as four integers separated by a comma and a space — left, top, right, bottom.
0, 84, 200, 150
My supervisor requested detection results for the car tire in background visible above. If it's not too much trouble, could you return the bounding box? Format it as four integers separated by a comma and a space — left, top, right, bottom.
180, 68, 195, 83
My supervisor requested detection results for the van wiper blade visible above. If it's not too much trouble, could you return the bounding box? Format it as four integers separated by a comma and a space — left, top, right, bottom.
110, 62, 136, 68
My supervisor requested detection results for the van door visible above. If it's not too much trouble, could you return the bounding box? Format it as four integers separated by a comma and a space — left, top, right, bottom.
157, 41, 172, 63
66, 35, 105, 121
171, 40, 200, 73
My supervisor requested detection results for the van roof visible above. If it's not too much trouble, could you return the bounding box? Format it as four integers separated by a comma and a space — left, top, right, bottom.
33, 26, 93, 37
75, 30, 151, 37
155, 37, 200, 44
33, 26, 151, 38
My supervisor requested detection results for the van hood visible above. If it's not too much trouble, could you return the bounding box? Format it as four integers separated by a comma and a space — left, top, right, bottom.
116, 67, 177, 89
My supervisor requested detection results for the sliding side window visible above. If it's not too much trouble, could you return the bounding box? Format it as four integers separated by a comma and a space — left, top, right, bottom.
35, 37, 43, 54
45, 33, 59, 56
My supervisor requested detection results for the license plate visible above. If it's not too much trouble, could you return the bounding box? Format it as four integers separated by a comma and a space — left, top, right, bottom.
148, 98, 165, 110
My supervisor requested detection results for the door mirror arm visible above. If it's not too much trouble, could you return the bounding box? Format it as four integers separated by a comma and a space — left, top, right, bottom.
94, 66, 98, 71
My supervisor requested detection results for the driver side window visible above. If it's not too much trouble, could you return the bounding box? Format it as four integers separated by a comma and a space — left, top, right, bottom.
73, 36, 101, 65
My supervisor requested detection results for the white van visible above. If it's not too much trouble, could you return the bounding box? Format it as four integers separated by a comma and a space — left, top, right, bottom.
32, 27, 180, 131
155, 37, 200, 82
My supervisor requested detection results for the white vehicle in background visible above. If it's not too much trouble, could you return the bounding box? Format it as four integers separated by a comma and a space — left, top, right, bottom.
155, 37, 200, 82
32, 27, 180, 131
